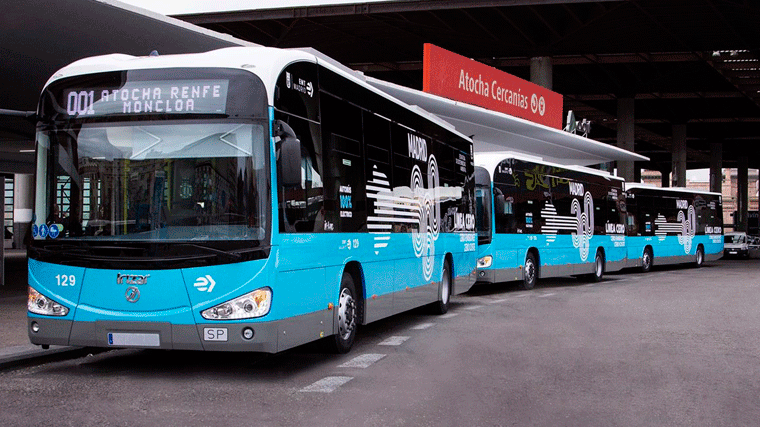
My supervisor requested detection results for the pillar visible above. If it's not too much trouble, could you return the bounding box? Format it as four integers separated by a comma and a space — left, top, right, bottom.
709, 143, 723, 194
671, 124, 687, 187
661, 168, 670, 188
530, 57, 552, 90
616, 98, 635, 182
13, 174, 33, 249
737, 156, 749, 232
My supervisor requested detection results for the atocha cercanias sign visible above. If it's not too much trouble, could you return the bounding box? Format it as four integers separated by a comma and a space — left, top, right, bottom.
423, 44, 563, 129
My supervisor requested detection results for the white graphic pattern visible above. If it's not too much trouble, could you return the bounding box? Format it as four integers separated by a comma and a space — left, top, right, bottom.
541, 192, 594, 261
366, 156, 441, 281
654, 205, 696, 254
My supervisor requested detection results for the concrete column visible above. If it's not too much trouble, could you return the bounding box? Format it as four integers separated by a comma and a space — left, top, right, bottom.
633, 164, 642, 183
616, 98, 635, 182
661, 169, 670, 188
530, 57, 552, 90
671, 124, 687, 187
13, 174, 33, 249
737, 157, 749, 232
709, 143, 723, 194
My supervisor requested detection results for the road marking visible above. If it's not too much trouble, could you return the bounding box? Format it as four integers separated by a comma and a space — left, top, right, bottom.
378, 336, 410, 346
465, 305, 483, 310
489, 298, 507, 304
440, 313, 459, 319
338, 353, 386, 368
515, 294, 527, 298
538, 293, 556, 298
300, 376, 353, 393
411, 323, 435, 330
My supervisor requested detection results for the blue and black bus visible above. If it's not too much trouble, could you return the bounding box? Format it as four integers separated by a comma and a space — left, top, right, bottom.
474, 153, 627, 289
623, 184, 723, 271
27, 47, 477, 353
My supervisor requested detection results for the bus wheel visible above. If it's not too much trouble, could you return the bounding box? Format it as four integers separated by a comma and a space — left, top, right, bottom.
432, 259, 452, 314
521, 253, 537, 290
695, 246, 705, 267
641, 248, 653, 273
331, 273, 357, 354
590, 251, 604, 282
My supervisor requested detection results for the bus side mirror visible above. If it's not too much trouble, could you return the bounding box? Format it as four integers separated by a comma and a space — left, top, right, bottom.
274, 120, 301, 187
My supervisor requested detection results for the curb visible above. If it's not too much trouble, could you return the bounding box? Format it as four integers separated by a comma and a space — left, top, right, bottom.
0, 345, 88, 370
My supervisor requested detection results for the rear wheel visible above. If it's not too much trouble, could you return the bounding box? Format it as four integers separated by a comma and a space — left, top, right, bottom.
589, 251, 604, 282
431, 259, 452, 314
521, 252, 537, 290
641, 247, 653, 273
330, 272, 357, 354
695, 246, 705, 267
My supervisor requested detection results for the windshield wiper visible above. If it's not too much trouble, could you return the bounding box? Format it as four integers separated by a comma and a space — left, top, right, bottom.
176, 243, 243, 261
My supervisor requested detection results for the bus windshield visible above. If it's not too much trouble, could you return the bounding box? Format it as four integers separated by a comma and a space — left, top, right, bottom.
34, 121, 269, 244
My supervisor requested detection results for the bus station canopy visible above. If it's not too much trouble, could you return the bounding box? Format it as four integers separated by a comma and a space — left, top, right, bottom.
367, 77, 648, 167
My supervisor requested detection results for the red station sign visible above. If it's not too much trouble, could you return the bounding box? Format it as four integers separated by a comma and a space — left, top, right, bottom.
423, 43, 563, 129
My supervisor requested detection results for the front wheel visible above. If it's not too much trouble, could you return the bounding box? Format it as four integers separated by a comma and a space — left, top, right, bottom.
330, 273, 358, 354
641, 248, 653, 273
521, 252, 537, 290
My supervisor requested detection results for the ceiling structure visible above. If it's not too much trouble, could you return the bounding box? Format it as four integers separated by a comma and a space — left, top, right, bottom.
178, 0, 760, 171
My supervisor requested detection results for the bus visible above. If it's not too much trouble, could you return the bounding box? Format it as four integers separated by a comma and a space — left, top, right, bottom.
474, 153, 627, 289
27, 47, 477, 353
623, 184, 723, 271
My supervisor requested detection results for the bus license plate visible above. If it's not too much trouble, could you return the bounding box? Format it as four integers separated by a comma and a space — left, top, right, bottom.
107, 332, 160, 347
204, 327, 228, 342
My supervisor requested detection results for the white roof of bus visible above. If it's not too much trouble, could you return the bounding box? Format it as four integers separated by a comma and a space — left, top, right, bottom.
365, 77, 649, 167
45, 46, 473, 144
475, 151, 624, 182
624, 183, 722, 197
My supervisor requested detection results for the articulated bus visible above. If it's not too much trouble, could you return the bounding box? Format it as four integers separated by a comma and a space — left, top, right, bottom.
27, 47, 477, 353
623, 184, 723, 271
474, 153, 627, 289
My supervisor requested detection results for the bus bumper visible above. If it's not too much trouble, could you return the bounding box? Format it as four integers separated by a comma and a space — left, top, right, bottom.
28, 317, 285, 353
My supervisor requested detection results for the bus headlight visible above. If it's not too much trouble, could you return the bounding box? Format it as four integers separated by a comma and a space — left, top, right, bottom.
28, 287, 69, 316
477, 255, 493, 268
201, 287, 272, 320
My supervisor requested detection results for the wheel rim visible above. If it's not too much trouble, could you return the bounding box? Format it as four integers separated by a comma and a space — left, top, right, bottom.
643, 251, 651, 269
441, 268, 450, 305
525, 258, 536, 284
698, 250, 703, 264
596, 256, 603, 277
337, 287, 356, 341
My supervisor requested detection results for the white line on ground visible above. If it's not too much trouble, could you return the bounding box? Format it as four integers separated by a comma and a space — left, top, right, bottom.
300, 376, 353, 393
465, 305, 483, 310
378, 336, 410, 346
440, 313, 459, 319
411, 323, 435, 330
538, 293, 556, 298
338, 353, 386, 368
489, 299, 507, 304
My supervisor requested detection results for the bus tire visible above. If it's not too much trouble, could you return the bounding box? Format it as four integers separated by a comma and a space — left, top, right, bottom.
695, 246, 704, 267
521, 252, 537, 290
431, 259, 452, 314
590, 250, 604, 282
641, 247, 653, 273
331, 272, 358, 354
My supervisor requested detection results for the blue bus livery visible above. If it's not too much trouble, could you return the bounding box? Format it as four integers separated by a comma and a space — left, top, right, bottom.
623, 184, 723, 271
474, 153, 627, 289
27, 47, 477, 353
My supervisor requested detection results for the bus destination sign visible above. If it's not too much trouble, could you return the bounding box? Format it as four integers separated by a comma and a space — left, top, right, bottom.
63, 79, 229, 117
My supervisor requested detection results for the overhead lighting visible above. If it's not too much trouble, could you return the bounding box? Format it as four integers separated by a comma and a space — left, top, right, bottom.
19, 149, 34, 153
